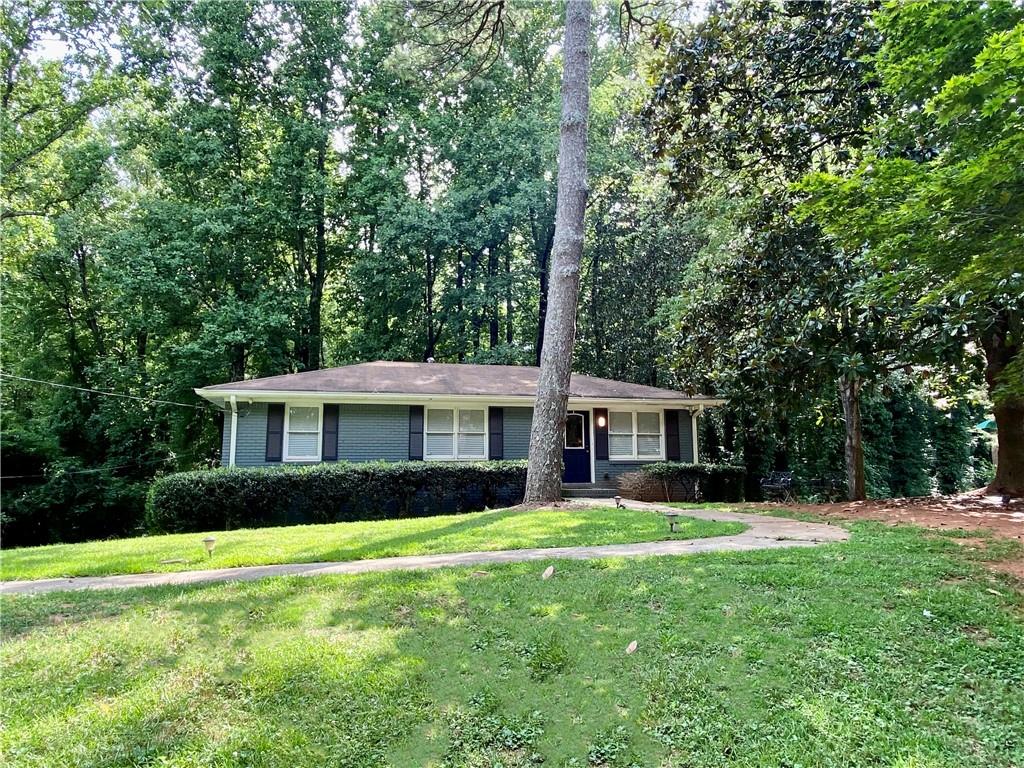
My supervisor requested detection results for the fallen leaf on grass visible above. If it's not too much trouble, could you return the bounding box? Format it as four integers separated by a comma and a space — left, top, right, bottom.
541, 566, 555, 580
626, 640, 638, 654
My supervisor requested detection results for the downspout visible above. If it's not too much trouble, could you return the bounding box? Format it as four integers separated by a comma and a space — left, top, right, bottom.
228, 395, 238, 468
691, 406, 702, 464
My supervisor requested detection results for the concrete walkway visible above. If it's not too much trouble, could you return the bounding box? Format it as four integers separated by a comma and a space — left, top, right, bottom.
0, 499, 848, 596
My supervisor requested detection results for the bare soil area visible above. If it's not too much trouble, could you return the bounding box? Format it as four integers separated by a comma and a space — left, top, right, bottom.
750, 490, 1024, 581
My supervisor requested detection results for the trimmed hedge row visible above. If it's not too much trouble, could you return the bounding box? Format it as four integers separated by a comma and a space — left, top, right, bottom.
145, 460, 528, 534
621, 462, 746, 503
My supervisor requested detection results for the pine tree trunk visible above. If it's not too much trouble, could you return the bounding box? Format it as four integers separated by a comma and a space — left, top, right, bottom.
839, 376, 867, 501
524, 0, 591, 503
982, 310, 1024, 496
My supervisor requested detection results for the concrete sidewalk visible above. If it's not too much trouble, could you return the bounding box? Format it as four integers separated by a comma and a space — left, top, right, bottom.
0, 500, 848, 596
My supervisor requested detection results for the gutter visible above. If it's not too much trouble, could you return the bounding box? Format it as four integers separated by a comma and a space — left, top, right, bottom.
195, 388, 727, 409
228, 395, 238, 468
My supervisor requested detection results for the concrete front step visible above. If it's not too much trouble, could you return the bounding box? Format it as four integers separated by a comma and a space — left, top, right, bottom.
562, 486, 618, 499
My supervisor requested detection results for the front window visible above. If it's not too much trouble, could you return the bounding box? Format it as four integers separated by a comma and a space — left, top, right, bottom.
458, 408, 486, 457
426, 407, 487, 459
636, 412, 662, 458
609, 411, 634, 458
608, 410, 663, 460
285, 405, 320, 461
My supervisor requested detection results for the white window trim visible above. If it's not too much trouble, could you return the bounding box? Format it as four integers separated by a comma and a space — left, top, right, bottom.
607, 409, 665, 461
283, 402, 323, 462
424, 404, 489, 461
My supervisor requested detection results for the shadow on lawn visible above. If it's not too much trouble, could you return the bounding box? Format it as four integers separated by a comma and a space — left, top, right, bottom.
4, 525, 1023, 766
317, 507, 530, 562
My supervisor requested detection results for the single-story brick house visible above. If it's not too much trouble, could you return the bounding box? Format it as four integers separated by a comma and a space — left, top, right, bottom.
195, 361, 724, 486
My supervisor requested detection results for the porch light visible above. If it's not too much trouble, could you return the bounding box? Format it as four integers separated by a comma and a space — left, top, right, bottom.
202, 537, 217, 558
597, 415, 606, 428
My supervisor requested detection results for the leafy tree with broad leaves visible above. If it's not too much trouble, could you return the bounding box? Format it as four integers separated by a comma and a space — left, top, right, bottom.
645, 0, 917, 500
801, 0, 1024, 495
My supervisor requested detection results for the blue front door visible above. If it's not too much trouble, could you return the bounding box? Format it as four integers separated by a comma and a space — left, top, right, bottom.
562, 410, 591, 483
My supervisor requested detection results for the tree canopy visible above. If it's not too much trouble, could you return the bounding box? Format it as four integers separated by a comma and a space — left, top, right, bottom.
1, 0, 1016, 542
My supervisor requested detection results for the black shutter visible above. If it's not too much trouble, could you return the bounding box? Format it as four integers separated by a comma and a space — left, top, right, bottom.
266, 403, 284, 462
665, 409, 681, 461
322, 404, 339, 461
594, 407, 609, 460
488, 407, 504, 460
409, 405, 424, 460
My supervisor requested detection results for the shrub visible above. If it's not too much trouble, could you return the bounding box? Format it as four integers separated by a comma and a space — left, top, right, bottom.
145, 460, 528, 533
618, 462, 746, 503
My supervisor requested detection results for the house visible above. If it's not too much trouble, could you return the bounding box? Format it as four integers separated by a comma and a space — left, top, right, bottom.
195, 361, 724, 486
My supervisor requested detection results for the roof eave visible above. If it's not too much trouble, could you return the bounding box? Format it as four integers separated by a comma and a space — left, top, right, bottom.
194, 387, 726, 408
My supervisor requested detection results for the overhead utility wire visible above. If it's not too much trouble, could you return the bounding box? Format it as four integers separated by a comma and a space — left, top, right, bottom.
0, 451, 204, 480
0, 372, 223, 412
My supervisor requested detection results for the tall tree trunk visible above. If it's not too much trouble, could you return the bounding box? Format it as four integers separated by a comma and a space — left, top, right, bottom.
530, 209, 555, 365
535, 249, 550, 365
307, 111, 328, 371
425, 245, 437, 360
839, 375, 866, 501
982, 309, 1024, 496
456, 258, 466, 362
524, 0, 591, 503
230, 344, 246, 382
73, 243, 106, 357
741, 411, 767, 501
589, 221, 603, 372
505, 247, 513, 345
487, 246, 499, 348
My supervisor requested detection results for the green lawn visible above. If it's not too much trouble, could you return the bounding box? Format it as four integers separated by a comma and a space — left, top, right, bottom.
2, 522, 1022, 767
0, 506, 743, 581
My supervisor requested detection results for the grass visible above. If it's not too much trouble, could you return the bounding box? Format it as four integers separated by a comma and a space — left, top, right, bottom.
0, 506, 743, 581
3, 522, 1022, 767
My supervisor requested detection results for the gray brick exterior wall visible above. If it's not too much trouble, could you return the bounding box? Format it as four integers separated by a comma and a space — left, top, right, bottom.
224, 401, 698, 477
232, 402, 272, 467
338, 404, 410, 462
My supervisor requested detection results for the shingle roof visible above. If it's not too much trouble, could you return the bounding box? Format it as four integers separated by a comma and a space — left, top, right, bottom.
198, 361, 718, 402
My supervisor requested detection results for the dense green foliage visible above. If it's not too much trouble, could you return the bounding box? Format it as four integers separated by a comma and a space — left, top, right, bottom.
3, 523, 1022, 765
2, 0, 1016, 539
638, 461, 746, 502
3, 505, 741, 581
145, 460, 528, 534
644, 0, 1011, 498
800, 0, 1024, 493
698, 374, 994, 500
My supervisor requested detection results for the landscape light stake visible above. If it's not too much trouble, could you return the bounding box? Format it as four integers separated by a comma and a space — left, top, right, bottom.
202, 537, 216, 558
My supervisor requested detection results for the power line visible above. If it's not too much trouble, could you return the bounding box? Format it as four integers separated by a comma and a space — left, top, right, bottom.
0, 451, 206, 480
0, 372, 223, 412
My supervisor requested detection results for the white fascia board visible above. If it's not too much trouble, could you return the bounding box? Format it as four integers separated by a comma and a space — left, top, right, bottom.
194, 388, 727, 409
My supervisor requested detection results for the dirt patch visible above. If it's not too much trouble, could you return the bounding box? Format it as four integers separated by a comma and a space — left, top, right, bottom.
989, 560, 1024, 581
949, 537, 991, 549
750, 490, 1024, 540
750, 490, 1024, 583
508, 500, 596, 513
